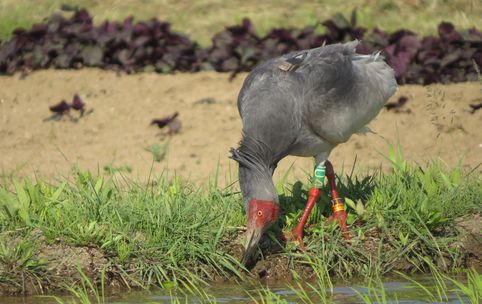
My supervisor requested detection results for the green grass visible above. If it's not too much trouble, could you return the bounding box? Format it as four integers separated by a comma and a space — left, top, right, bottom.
275, 146, 481, 278
1, 0, 482, 45
50, 266, 107, 304
0, 169, 247, 292
0, 147, 480, 295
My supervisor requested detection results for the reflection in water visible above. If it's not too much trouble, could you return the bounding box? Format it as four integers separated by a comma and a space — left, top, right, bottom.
2, 276, 468, 304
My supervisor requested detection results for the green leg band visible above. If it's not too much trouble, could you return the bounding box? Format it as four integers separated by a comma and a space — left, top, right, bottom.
313, 163, 326, 188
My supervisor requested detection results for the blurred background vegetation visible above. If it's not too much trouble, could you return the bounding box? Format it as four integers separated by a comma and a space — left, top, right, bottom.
1, 0, 481, 45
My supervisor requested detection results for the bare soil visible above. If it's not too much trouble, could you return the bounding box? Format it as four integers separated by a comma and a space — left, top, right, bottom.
0, 229, 120, 295
455, 213, 482, 270
0, 70, 481, 185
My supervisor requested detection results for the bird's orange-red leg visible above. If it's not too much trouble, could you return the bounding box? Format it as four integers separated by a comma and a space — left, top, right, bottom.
287, 160, 350, 249
289, 187, 320, 249
325, 161, 350, 240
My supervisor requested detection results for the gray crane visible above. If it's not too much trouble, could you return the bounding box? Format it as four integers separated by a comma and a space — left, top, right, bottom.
230, 40, 398, 264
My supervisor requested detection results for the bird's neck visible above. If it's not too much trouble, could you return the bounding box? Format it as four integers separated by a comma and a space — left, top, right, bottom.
239, 165, 278, 208
233, 136, 279, 208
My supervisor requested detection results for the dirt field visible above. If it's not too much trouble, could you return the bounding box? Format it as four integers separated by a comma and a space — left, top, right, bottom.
0, 70, 481, 185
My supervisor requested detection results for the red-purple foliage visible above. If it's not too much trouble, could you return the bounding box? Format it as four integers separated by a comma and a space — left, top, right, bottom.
49, 100, 71, 114
1, 9, 481, 84
71, 94, 85, 111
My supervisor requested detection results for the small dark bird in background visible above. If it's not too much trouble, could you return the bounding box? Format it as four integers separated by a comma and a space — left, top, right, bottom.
49, 100, 71, 114
151, 111, 182, 135
151, 112, 179, 128
384, 96, 409, 112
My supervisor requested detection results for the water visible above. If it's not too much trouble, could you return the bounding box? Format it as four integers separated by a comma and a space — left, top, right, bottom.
1, 277, 468, 304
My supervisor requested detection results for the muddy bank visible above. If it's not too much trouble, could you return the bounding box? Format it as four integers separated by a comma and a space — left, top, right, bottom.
225, 214, 482, 281
1, 214, 480, 296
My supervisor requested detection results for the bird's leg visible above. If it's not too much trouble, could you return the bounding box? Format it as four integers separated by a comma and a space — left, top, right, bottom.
288, 162, 326, 249
287, 160, 350, 249
325, 160, 350, 240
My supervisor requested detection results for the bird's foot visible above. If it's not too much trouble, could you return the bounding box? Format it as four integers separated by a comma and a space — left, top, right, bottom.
284, 226, 306, 251
326, 207, 350, 240
284, 187, 321, 251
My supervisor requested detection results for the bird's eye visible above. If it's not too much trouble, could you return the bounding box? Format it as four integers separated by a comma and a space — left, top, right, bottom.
257, 210, 263, 217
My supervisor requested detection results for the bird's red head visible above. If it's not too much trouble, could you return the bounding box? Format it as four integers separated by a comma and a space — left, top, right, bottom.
247, 199, 279, 229
242, 199, 279, 264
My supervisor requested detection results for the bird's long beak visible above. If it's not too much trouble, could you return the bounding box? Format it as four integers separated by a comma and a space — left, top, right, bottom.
241, 227, 262, 265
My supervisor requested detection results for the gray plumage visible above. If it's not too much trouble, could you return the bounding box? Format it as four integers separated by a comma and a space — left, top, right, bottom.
231, 40, 398, 208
